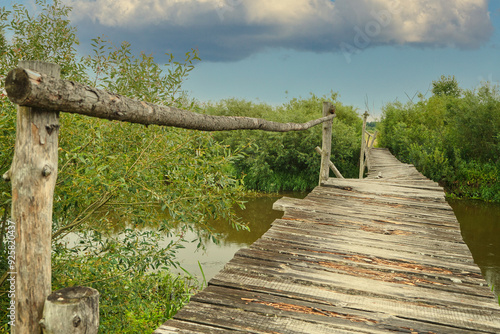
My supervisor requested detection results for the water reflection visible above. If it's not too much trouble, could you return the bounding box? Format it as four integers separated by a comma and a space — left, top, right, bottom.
171, 192, 305, 280
449, 199, 500, 301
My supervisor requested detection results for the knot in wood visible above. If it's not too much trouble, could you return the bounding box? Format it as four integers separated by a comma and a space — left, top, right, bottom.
73, 315, 81, 327
42, 165, 52, 177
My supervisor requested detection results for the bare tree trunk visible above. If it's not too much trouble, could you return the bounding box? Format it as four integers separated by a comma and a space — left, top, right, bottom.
6, 68, 335, 132
9, 61, 60, 334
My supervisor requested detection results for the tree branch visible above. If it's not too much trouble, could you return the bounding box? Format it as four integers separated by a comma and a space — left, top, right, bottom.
6, 67, 336, 132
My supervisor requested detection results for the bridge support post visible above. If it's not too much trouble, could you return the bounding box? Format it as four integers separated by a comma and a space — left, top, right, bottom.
319, 102, 335, 185
359, 111, 369, 179
8, 61, 60, 333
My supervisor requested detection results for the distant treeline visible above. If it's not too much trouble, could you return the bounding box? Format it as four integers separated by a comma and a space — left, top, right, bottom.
379, 75, 500, 202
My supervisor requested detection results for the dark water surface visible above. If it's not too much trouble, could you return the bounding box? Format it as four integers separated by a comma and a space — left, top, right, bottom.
177, 193, 500, 305
172, 192, 304, 280
448, 199, 500, 302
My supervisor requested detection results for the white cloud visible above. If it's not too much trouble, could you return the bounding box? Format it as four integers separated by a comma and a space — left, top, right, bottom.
66, 0, 493, 61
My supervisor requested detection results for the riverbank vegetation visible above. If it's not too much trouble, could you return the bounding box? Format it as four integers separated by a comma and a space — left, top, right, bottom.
379, 75, 500, 202
203, 95, 363, 192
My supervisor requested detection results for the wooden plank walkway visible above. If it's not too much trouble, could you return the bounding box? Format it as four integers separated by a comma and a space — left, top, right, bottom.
155, 148, 500, 333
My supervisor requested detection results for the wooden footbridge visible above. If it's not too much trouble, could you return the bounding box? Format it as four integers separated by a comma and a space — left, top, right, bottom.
5, 62, 500, 332
156, 148, 500, 333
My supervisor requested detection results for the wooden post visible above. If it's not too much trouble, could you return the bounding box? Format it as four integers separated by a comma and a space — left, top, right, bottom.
314, 147, 344, 179
363, 130, 378, 170
40, 287, 99, 334
319, 102, 335, 185
9, 61, 60, 333
359, 111, 369, 179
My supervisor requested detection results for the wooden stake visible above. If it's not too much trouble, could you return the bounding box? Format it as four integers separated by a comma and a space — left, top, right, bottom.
9, 61, 60, 334
314, 147, 344, 179
359, 111, 369, 179
319, 102, 335, 185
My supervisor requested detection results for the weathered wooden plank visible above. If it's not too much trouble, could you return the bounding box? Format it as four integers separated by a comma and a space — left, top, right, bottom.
154, 320, 240, 333
219, 252, 496, 311
277, 207, 463, 241
321, 178, 446, 200
207, 269, 500, 333
273, 197, 460, 229
246, 238, 488, 289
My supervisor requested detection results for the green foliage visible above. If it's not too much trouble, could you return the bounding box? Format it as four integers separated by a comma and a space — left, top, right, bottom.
432, 75, 462, 98
0, 1, 245, 332
205, 93, 362, 192
380, 76, 500, 202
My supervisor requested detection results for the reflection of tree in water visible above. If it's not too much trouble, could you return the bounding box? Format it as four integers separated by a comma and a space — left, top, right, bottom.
450, 199, 500, 299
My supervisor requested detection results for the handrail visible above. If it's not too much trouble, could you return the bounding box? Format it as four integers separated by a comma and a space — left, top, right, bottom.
5, 67, 335, 132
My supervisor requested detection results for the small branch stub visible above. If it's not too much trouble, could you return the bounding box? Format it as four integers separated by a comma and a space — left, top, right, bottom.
42, 165, 52, 177
2, 169, 11, 182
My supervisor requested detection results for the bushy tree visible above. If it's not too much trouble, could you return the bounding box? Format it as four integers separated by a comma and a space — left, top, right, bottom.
432, 75, 462, 98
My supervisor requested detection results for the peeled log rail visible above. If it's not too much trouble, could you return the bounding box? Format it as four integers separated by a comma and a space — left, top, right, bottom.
5, 67, 336, 132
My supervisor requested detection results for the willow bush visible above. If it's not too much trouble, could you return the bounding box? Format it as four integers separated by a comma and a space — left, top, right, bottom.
379, 75, 500, 202
0, 1, 246, 332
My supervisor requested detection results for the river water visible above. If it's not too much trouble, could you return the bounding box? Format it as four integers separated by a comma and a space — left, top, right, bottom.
175, 194, 500, 303
449, 199, 500, 301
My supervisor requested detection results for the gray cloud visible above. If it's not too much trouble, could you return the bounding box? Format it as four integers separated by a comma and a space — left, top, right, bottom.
66, 0, 494, 62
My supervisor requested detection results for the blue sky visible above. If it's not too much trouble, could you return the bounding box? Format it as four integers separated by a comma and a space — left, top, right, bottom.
10, 0, 500, 119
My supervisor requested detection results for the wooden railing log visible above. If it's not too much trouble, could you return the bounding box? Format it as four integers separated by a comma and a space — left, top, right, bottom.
5, 68, 335, 132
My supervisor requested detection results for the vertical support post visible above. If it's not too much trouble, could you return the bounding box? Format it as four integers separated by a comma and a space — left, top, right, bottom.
319, 102, 334, 186
10, 61, 60, 333
363, 130, 378, 171
359, 111, 369, 179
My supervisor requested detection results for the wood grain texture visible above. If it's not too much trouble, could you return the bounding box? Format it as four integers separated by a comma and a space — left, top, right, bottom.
156, 148, 500, 333
10, 61, 60, 334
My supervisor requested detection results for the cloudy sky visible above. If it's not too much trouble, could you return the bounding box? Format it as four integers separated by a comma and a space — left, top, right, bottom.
14, 0, 500, 118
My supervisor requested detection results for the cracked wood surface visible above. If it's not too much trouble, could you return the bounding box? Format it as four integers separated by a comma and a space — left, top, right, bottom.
156, 148, 500, 333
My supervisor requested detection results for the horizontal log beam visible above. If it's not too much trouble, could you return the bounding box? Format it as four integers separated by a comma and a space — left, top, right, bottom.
5, 68, 335, 132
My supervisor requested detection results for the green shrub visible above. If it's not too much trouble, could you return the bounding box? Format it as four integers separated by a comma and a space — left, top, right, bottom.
380, 76, 500, 202
205, 93, 362, 192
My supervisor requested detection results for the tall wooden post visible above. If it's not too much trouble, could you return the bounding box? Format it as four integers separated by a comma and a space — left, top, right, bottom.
319, 102, 334, 185
359, 111, 369, 179
9, 61, 60, 333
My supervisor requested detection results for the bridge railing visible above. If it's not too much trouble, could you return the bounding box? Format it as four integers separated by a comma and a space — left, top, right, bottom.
2, 60, 342, 333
